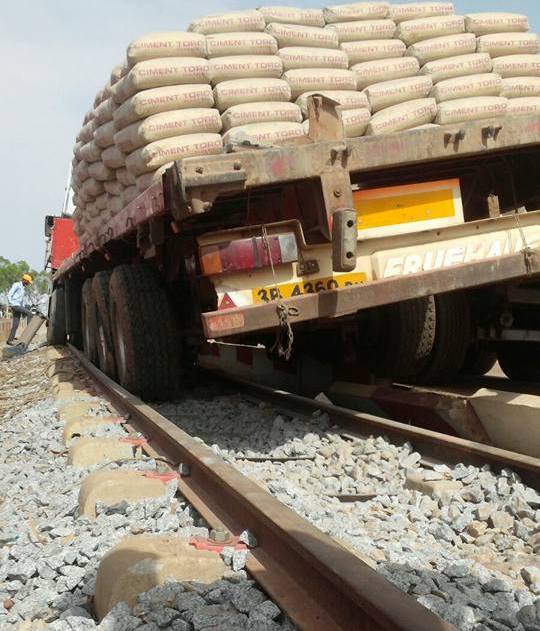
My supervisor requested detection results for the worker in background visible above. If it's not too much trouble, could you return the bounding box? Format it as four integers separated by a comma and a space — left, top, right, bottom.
6, 274, 33, 345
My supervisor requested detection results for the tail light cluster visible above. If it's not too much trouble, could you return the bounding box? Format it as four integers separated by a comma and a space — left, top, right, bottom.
199, 232, 298, 276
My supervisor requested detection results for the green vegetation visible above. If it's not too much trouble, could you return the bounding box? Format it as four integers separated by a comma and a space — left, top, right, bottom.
0, 256, 49, 303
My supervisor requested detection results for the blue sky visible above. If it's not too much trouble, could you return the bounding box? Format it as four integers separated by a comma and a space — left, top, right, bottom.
1, 1, 539, 269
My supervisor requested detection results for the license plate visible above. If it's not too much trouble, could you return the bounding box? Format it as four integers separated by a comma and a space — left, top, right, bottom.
252, 272, 367, 304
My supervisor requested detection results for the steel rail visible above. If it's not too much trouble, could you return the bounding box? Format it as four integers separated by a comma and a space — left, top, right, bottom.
68, 344, 453, 631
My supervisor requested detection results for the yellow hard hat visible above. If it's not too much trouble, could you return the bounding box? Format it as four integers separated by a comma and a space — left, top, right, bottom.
22, 274, 33, 284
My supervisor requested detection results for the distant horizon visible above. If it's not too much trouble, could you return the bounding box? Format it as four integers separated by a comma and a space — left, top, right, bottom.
1, 0, 539, 270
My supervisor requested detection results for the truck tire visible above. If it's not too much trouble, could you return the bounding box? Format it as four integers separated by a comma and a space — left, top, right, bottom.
108, 264, 180, 400
461, 346, 497, 377
419, 292, 471, 385
64, 277, 83, 348
497, 343, 540, 382
370, 296, 436, 381
81, 279, 99, 365
92, 271, 116, 378
47, 285, 66, 346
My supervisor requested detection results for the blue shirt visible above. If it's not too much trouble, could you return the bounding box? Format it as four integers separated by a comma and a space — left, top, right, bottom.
8, 281, 25, 307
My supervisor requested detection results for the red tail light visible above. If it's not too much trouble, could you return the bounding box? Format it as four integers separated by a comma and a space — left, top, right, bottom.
200, 233, 298, 276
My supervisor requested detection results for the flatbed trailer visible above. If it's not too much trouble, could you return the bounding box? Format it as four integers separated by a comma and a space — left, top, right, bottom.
52, 101, 540, 399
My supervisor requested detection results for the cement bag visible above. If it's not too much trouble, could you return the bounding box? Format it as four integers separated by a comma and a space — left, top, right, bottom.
116, 168, 137, 187
278, 47, 348, 70
102, 146, 126, 169
390, 3, 454, 23
324, 3, 389, 23
396, 15, 465, 46
127, 32, 207, 67
222, 122, 305, 147
94, 98, 116, 125
464, 13, 529, 36
258, 6, 325, 27
214, 78, 291, 111
94, 87, 107, 108
73, 141, 84, 161
409, 122, 440, 129
73, 161, 90, 184
221, 102, 302, 130
79, 120, 96, 144
188, 11, 265, 35
500, 76, 540, 98
80, 141, 102, 163
341, 108, 371, 137
406, 33, 476, 65
492, 55, 540, 78
341, 39, 405, 64
283, 68, 357, 99
209, 55, 283, 84
431, 73, 502, 103
136, 164, 172, 193
95, 193, 108, 211
477, 33, 540, 59
94, 121, 116, 149
326, 20, 396, 43
506, 97, 540, 116
364, 75, 433, 112
205, 32, 278, 57
104, 179, 124, 196
110, 62, 127, 85
86, 203, 100, 219
265, 23, 339, 49
296, 90, 370, 116
83, 110, 94, 125
125, 133, 223, 176
435, 96, 508, 124
115, 109, 223, 153
81, 178, 105, 199
420, 53, 492, 83
353, 57, 419, 90
122, 186, 139, 206
108, 196, 124, 214
88, 161, 115, 182
114, 85, 215, 130
113, 58, 210, 103
366, 98, 437, 135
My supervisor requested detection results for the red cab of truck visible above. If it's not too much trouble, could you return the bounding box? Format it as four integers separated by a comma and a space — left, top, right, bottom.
45, 216, 79, 272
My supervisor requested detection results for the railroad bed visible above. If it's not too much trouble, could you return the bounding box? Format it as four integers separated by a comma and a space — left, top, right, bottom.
1, 344, 539, 631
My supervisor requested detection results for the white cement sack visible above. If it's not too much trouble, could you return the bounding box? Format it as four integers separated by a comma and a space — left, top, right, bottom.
79, 120, 96, 144
73, 161, 90, 184
258, 6, 325, 27
214, 78, 291, 111
500, 76, 540, 98
127, 32, 207, 67
326, 20, 396, 43
209, 55, 283, 84
110, 62, 127, 85
341, 107, 371, 137
406, 33, 477, 65
125, 133, 223, 176
103, 83, 113, 100
136, 165, 172, 193
353, 57, 419, 89
82, 178, 105, 199
104, 179, 124, 196
283, 68, 357, 98
465, 13, 529, 36
113, 58, 210, 103
122, 186, 139, 206
86, 203, 100, 219
477, 33, 540, 59
431, 73, 502, 102
116, 168, 137, 187
73, 142, 84, 161
222, 122, 305, 147
435, 96, 508, 124
296, 90, 370, 116
323, 3, 389, 23
390, 3, 454, 23
94, 120, 116, 149
364, 75, 433, 112
205, 32, 278, 57
506, 97, 540, 116
409, 123, 441, 129
396, 15, 465, 46
221, 102, 302, 130
420, 53, 492, 83
102, 146, 126, 170
278, 47, 348, 70
95, 193, 108, 211
88, 161, 115, 182
114, 85, 215, 130
108, 196, 124, 214
366, 98, 437, 134
94, 98, 116, 125
341, 39, 405, 64
492, 55, 540, 78
94, 87, 107, 108
114, 109, 223, 153
189, 11, 265, 35
80, 141, 102, 163
265, 23, 339, 49
83, 110, 94, 125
